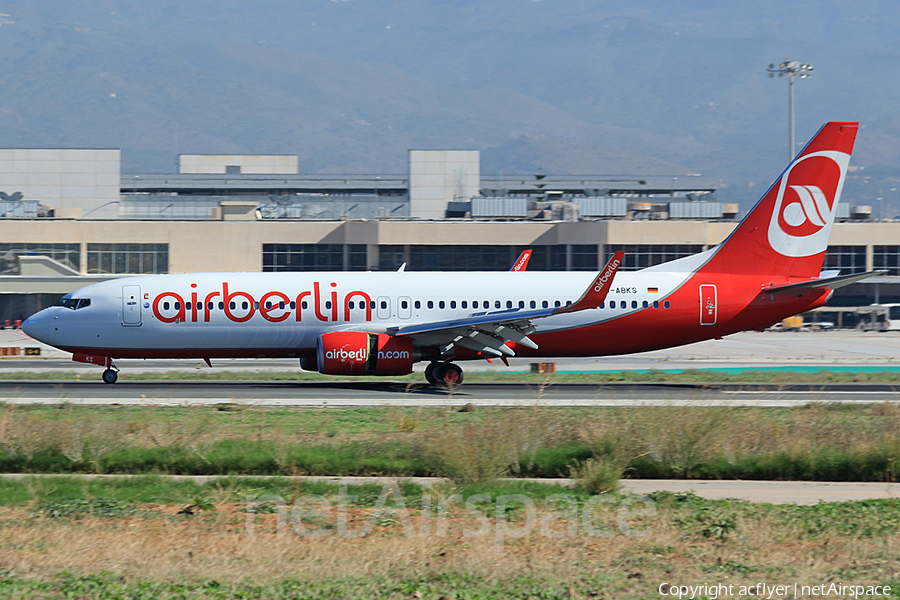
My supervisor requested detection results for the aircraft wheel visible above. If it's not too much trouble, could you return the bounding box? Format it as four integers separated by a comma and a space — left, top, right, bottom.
102, 369, 118, 384
424, 362, 441, 385
437, 362, 463, 387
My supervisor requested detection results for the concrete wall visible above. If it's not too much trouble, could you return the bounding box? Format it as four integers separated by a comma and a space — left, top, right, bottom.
0, 218, 889, 275
178, 155, 299, 174
408, 150, 480, 219
0, 149, 120, 219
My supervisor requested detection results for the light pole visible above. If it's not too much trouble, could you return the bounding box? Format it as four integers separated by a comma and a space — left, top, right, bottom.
767, 60, 814, 162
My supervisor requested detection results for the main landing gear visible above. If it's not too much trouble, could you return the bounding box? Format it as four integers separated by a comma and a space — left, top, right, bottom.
424, 361, 464, 387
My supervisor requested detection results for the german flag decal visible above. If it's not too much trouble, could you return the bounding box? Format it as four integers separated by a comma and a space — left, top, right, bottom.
647, 287, 659, 294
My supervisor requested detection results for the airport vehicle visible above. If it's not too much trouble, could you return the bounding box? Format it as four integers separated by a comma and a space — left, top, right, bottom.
856, 304, 900, 332
23, 122, 876, 385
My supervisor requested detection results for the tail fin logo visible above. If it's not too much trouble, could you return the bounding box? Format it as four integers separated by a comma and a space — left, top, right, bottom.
768, 151, 850, 257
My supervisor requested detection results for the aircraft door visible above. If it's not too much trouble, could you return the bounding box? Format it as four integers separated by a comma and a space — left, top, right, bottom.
398, 297, 411, 319
699, 284, 717, 326
122, 285, 142, 326
376, 296, 391, 319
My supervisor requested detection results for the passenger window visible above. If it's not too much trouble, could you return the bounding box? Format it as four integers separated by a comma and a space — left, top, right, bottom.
506, 301, 513, 309
653, 301, 659, 309
599, 301, 605, 309
369, 301, 375, 309
230, 302, 236, 310
175, 302, 181, 310
302, 301, 309, 309
439, 301, 445, 309
472, 301, 478, 309
664, 301, 671, 309
415, 300, 421, 309
461, 301, 467, 309
348, 301, 355, 309
530, 300, 536, 309
290, 301, 295, 310
401, 300, 408, 309
566, 300, 572, 307
325, 301, 331, 310
494, 300, 501, 309
484, 300, 489, 309
542, 300, 548, 308
380, 300, 387, 309
279, 302, 285, 310
265, 302, 272, 309
554, 300, 561, 308
631, 301, 637, 309
642, 300, 649, 308
219, 302, 224, 310
208, 302, 214, 310
427, 300, 434, 309
163, 302, 170, 310
450, 300, 456, 309
254, 302, 259, 310
242, 302, 249, 310
518, 301, 524, 309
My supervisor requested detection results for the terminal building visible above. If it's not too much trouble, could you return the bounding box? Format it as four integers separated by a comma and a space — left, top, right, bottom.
0, 148, 896, 323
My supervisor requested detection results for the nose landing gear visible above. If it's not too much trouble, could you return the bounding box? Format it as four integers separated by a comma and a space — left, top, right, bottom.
72, 353, 119, 383
424, 361, 464, 387
101, 368, 119, 384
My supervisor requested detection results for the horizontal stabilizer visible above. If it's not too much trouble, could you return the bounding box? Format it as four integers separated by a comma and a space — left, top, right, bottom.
763, 271, 885, 295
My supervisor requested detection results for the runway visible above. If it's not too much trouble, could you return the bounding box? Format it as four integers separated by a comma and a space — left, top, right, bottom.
1, 380, 899, 406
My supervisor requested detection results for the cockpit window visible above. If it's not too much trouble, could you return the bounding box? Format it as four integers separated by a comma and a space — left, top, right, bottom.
57, 298, 91, 310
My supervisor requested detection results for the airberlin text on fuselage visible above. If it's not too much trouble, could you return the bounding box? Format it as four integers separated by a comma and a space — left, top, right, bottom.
151, 281, 372, 324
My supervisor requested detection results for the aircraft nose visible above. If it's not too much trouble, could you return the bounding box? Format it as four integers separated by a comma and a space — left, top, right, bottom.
22, 310, 50, 344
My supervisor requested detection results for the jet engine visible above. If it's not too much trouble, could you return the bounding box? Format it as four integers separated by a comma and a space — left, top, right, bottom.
316, 331, 415, 376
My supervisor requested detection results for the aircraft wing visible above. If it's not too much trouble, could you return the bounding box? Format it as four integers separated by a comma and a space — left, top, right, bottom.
386, 251, 624, 358
762, 271, 885, 295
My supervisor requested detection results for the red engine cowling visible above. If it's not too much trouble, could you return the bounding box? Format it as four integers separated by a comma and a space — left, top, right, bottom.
316, 332, 415, 376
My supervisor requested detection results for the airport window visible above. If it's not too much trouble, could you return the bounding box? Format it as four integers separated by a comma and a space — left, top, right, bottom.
263, 244, 344, 272
87, 243, 168, 275
348, 244, 367, 271
823, 245, 866, 274
1, 243, 81, 275
606, 244, 704, 271
392, 244, 570, 271
873, 246, 900, 276
571, 245, 599, 271
378, 245, 406, 271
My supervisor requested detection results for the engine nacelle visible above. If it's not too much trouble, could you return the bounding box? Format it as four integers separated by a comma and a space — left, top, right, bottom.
316, 331, 415, 376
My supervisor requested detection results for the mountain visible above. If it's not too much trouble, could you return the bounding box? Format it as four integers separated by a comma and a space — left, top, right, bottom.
0, 1, 899, 211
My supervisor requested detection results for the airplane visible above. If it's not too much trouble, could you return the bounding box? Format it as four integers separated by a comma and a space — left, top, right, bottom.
23, 121, 876, 386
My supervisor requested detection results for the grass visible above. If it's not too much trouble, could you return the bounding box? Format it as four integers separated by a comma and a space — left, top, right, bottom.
2, 402, 900, 481
0, 479, 899, 598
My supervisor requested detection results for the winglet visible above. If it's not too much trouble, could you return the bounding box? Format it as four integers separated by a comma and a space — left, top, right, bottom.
555, 251, 624, 314
510, 249, 532, 272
